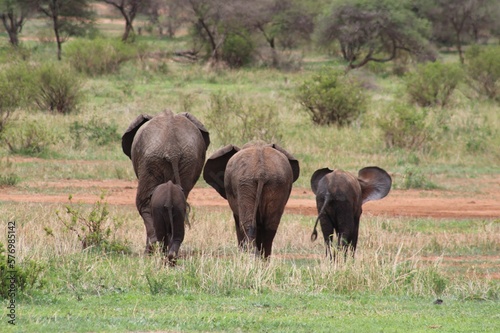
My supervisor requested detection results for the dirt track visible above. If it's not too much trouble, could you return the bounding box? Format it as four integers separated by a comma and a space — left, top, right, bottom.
1, 177, 499, 219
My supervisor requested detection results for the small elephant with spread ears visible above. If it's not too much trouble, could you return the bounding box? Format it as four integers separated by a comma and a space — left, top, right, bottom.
203, 142, 300, 259
122, 110, 210, 258
310, 166, 391, 260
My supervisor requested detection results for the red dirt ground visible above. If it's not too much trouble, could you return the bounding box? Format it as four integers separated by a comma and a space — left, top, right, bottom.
1, 177, 499, 219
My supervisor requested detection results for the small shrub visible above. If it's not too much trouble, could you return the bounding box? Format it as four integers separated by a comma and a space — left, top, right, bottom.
2, 120, 58, 156
405, 61, 463, 107
70, 117, 120, 148
221, 31, 254, 68
465, 45, 500, 101
0, 61, 36, 132
377, 102, 429, 150
65, 38, 139, 76
55, 194, 131, 254
399, 166, 437, 190
296, 68, 367, 126
33, 62, 84, 114
0, 242, 44, 300
0, 173, 20, 187
205, 91, 282, 145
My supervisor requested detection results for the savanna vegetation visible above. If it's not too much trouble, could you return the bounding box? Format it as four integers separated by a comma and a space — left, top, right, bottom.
0, 0, 499, 331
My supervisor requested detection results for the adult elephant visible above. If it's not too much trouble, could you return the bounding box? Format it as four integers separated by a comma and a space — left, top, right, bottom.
203, 142, 300, 259
122, 110, 210, 254
310, 167, 391, 260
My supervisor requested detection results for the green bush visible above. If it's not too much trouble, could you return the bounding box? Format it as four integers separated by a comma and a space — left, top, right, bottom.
0, 173, 20, 187
1, 120, 58, 156
65, 38, 139, 76
465, 45, 500, 101
296, 68, 367, 126
0, 61, 36, 132
70, 117, 120, 148
0, 241, 44, 300
205, 91, 282, 145
399, 166, 437, 190
378, 102, 429, 150
221, 31, 254, 68
33, 62, 84, 114
405, 61, 463, 107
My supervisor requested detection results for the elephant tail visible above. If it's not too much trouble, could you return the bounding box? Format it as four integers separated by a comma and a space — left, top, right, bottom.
166, 205, 176, 261
251, 179, 265, 237
311, 194, 330, 242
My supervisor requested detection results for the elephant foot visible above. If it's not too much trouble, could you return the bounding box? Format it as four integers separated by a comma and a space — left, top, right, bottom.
167, 241, 181, 264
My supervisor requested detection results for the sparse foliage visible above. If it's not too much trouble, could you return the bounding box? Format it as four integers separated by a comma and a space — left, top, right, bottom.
70, 117, 120, 148
2, 120, 58, 156
465, 45, 500, 100
415, 0, 500, 63
205, 91, 282, 145
36, 0, 95, 60
55, 194, 131, 253
378, 102, 430, 150
99, 0, 152, 42
0, 0, 37, 46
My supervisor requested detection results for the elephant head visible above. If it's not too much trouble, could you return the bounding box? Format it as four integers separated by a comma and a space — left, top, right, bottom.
203, 142, 300, 258
310, 166, 391, 260
151, 181, 186, 264
122, 110, 210, 253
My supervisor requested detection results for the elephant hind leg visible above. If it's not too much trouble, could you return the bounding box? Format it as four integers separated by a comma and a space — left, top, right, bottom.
257, 228, 277, 259
233, 214, 245, 248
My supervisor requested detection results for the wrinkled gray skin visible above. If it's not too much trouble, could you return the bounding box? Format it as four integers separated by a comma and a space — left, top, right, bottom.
151, 181, 186, 262
122, 110, 210, 253
310, 167, 392, 260
203, 142, 300, 259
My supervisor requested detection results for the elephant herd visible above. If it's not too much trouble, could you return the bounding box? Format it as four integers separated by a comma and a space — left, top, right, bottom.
122, 110, 392, 264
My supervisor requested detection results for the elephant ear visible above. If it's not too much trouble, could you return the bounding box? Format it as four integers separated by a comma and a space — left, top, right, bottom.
122, 114, 153, 159
180, 112, 210, 149
310, 168, 333, 195
271, 144, 300, 182
203, 145, 240, 199
358, 167, 392, 204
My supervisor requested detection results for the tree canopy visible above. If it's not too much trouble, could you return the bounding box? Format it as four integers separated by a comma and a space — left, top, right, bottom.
319, 0, 434, 69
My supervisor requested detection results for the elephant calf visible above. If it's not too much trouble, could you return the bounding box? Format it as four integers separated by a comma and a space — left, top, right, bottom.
151, 181, 186, 262
310, 166, 392, 260
203, 142, 300, 259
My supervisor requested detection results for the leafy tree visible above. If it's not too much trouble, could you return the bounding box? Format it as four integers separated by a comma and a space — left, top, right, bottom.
37, 0, 95, 60
252, 0, 314, 66
184, 0, 249, 64
415, 0, 500, 63
99, 0, 151, 42
253, 0, 314, 50
319, 0, 434, 69
0, 0, 37, 46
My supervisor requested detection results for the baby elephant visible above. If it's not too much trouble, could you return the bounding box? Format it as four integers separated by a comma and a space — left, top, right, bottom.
150, 181, 187, 263
310, 167, 392, 260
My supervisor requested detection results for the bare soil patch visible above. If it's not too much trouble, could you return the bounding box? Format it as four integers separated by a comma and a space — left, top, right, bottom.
1, 176, 499, 219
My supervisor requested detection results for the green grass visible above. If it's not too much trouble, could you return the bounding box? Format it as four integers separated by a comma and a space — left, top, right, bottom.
3, 292, 499, 332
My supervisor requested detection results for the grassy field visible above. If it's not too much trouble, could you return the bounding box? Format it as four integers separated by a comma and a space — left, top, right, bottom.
1, 17, 500, 332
